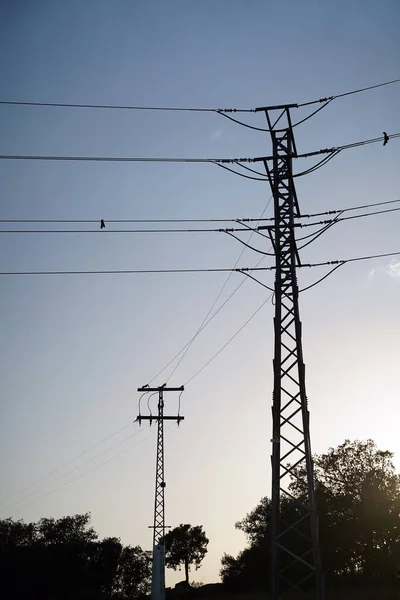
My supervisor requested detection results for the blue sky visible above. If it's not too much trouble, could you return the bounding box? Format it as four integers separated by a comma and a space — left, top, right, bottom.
0, 0, 399, 585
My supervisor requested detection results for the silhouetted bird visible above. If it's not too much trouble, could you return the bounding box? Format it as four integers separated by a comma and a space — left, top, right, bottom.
383, 132, 389, 146
100, 219, 106, 229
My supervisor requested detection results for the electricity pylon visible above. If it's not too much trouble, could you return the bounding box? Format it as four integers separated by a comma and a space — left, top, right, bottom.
137, 385, 184, 600
256, 104, 324, 599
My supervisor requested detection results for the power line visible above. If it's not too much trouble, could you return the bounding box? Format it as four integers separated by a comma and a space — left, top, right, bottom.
4, 429, 158, 515
0, 426, 146, 515
149, 244, 386, 390
216, 162, 268, 181
1, 132, 399, 165
291, 100, 333, 127
299, 198, 400, 219
298, 216, 342, 250
2, 250, 400, 277
0, 217, 265, 224
2, 77, 398, 114
299, 264, 345, 293
163, 197, 273, 383
0, 154, 247, 164
294, 150, 342, 177
3, 198, 397, 225
293, 132, 400, 159
298, 250, 400, 268
0, 423, 132, 508
147, 258, 267, 385
298, 77, 400, 107
0, 100, 254, 113
331, 206, 400, 224
0, 226, 252, 234
0, 266, 269, 276
299, 206, 400, 230
184, 295, 272, 385
334, 132, 400, 152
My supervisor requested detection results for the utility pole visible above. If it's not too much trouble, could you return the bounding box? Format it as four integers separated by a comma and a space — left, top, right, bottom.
256, 104, 324, 599
137, 385, 184, 600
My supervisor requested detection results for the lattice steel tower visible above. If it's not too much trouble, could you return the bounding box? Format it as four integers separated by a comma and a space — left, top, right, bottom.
137, 385, 184, 600
256, 104, 324, 599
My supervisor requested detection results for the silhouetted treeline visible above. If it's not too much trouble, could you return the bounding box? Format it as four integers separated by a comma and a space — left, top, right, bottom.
221, 440, 400, 592
0, 513, 150, 599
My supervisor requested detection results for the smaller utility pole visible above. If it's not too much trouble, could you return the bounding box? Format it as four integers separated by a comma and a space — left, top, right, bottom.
137, 385, 184, 600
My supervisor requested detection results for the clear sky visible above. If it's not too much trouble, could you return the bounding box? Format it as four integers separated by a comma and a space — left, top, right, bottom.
0, 0, 399, 586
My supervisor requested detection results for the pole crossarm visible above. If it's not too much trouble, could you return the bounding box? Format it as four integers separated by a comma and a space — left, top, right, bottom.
136, 415, 184, 425
262, 106, 324, 600
138, 386, 184, 392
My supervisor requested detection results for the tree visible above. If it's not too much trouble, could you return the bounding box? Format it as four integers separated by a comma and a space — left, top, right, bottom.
113, 545, 151, 599
36, 513, 97, 545
291, 439, 400, 582
0, 513, 151, 600
220, 439, 400, 591
163, 524, 209, 586
220, 545, 268, 592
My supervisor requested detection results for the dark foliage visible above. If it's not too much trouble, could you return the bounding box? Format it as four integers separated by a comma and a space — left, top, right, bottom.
163, 524, 209, 585
220, 439, 400, 591
0, 512, 151, 599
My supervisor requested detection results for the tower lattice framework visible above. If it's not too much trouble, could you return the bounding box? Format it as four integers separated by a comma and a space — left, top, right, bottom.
258, 104, 324, 600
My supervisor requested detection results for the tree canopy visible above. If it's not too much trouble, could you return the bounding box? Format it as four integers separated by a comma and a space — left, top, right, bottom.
221, 439, 400, 591
163, 523, 209, 585
0, 512, 151, 600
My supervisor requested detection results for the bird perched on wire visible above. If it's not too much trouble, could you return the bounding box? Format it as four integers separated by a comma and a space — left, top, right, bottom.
383, 132, 389, 146
100, 219, 106, 229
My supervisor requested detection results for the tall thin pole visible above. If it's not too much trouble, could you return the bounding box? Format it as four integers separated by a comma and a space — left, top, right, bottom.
153, 389, 166, 548
137, 385, 184, 600
258, 105, 324, 599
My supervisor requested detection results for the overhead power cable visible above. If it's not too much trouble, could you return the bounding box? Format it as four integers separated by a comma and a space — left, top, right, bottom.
0, 154, 250, 164
2, 77, 398, 114
184, 295, 272, 385
215, 162, 268, 181
297, 214, 343, 249
234, 162, 268, 177
256, 198, 400, 224
291, 100, 333, 127
296, 132, 400, 160
224, 230, 274, 256
0, 226, 253, 234
0, 423, 132, 508
3, 429, 158, 515
0, 266, 270, 276
0, 216, 267, 224
298, 77, 400, 107
1, 132, 398, 166
160, 197, 273, 384
299, 197, 400, 219
299, 206, 400, 230
4, 196, 395, 225
294, 150, 342, 177
297, 251, 400, 268
181, 243, 400, 387
299, 264, 345, 293
4, 251, 400, 277
147, 267, 259, 386
0, 426, 146, 514
217, 111, 269, 132
0, 100, 254, 113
